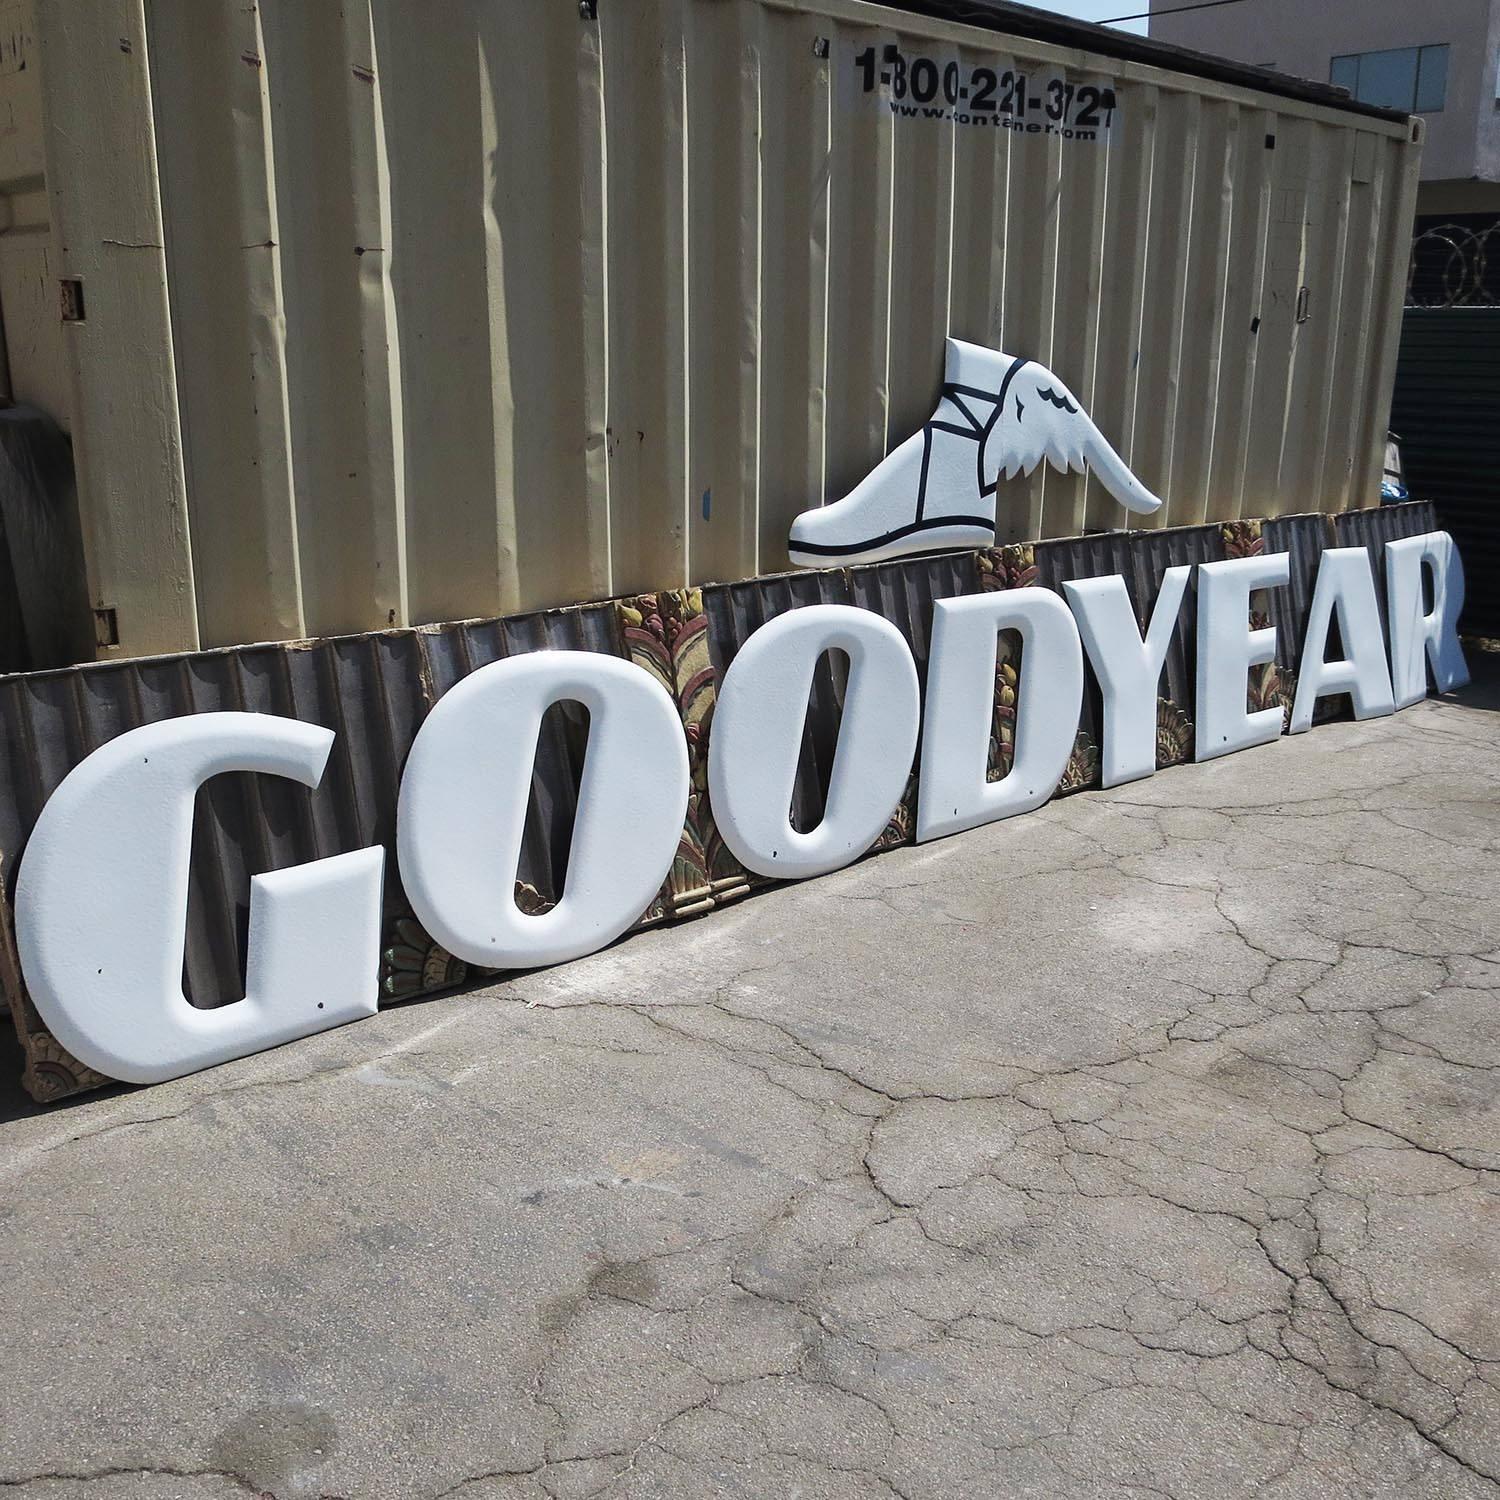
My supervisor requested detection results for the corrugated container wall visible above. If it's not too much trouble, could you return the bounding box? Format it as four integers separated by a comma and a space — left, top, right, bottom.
0, 0, 1422, 660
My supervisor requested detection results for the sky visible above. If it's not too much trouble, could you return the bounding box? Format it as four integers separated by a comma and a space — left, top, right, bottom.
1027, 0, 1149, 37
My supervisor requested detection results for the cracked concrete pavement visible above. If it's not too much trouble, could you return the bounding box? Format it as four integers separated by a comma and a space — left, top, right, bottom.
3, 662, 1499, 1499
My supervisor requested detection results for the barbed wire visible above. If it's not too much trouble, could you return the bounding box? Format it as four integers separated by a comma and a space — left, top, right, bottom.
1406, 223, 1500, 308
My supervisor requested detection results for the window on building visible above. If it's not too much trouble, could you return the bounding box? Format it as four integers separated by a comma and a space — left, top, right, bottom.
1330, 45, 1449, 112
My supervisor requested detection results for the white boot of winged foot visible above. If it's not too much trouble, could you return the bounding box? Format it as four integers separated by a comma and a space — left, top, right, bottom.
787, 337, 1161, 569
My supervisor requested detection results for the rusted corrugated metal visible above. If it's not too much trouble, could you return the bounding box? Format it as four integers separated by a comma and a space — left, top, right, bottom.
702, 552, 979, 838
1034, 524, 1224, 775
0, 604, 620, 1031
702, 570, 853, 839
1263, 511, 1335, 712
1334, 500, 1439, 645
1, 505, 1450, 1103
1264, 513, 1333, 650
0, 0, 1423, 661
1334, 499, 1439, 557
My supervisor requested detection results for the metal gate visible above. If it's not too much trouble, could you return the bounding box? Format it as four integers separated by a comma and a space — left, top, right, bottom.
1391, 308, 1500, 636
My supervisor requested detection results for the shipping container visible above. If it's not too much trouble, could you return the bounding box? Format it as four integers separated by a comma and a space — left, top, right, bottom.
0, 0, 1421, 663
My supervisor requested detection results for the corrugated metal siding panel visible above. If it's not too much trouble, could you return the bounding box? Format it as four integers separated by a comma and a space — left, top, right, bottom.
1126, 88, 1198, 530
29, 0, 200, 658
1166, 97, 1234, 529
257, 0, 409, 641
716, 552, 981, 832
1277, 126, 1354, 515
1263, 511, 1333, 689
599, 0, 691, 597
2, 507, 1445, 1102
1353, 130, 1424, 511
1331, 499, 1437, 554
146, 0, 304, 647
844, 552, 980, 686
13, 0, 1421, 660
1079, 79, 1154, 534
702, 569, 854, 834
686, 0, 763, 586
757, 7, 831, 572
1039, 62, 1110, 540
1333, 499, 1440, 640
1038, 523, 1224, 732
1203, 101, 1274, 523
820, 13, 896, 521
1390, 310, 1500, 637
1321, 132, 1385, 512
0, 605, 621, 1014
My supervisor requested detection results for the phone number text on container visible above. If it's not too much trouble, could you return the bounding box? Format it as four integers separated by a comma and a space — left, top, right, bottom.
853, 45, 1119, 139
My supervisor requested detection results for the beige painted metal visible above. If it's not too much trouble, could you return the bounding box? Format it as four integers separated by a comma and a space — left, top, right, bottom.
147, 0, 302, 646
0, 0, 64, 425
0, 0, 1422, 659
28, 0, 198, 656
756, 4, 829, 572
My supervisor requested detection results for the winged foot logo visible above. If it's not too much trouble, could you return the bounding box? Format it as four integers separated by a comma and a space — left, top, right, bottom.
788, 338, 1161, 567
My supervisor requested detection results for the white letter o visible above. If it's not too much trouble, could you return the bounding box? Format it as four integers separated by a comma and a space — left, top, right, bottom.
397, 651, 689, 969
707, 605, 920, 880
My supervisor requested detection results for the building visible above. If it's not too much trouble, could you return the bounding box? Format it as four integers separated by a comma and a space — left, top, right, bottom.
1149, 0, 1500, 222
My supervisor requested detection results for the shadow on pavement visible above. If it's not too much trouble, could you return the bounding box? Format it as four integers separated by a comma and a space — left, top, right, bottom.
0, 1021, 42, 1124
1451, 644, 1500, 712
0, 1021, 130, 1125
